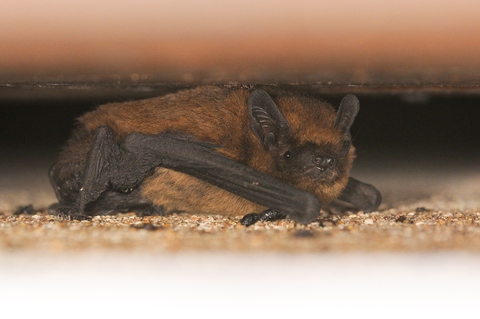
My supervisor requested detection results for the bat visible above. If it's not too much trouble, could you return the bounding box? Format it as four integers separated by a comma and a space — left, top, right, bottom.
49, 85, 381, 226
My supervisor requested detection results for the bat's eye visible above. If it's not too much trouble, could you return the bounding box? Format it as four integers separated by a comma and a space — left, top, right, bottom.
284, 151, 292, 159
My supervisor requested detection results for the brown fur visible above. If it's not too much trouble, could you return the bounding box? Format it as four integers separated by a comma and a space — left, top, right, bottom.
57, 86, 354, 216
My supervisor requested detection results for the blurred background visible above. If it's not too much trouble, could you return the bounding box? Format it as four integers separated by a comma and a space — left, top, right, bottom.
2, 0, 480, 82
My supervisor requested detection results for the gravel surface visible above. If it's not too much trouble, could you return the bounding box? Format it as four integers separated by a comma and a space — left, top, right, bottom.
2, 207, 480, 252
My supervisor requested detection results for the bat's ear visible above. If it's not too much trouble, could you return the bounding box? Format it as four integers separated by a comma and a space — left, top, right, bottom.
335, 94, 360, 139
248, 89, 291, 151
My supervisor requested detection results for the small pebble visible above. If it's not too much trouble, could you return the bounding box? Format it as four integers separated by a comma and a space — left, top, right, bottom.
130, 223, 161, 231
294, 229, 315, 238
364, 219, 374, 225
395, 216, 407, 223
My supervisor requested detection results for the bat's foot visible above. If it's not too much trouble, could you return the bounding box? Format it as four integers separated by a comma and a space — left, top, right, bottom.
240, 213, 260, 226
14, 204, 35, 215
240, 209, 288, 227
55, 207, 92, 221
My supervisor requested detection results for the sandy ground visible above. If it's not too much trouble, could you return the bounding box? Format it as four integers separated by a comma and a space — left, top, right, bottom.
2, 208, 480, 253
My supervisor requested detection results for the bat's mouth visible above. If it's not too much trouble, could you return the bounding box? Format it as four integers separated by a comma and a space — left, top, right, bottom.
304, 166, 334, 181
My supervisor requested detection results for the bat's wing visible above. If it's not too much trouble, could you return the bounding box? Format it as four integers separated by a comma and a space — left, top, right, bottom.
61, 126, 321, 224
337, 177, 382, 212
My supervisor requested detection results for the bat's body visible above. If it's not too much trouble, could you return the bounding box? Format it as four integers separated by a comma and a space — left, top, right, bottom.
50, 86, 381, 225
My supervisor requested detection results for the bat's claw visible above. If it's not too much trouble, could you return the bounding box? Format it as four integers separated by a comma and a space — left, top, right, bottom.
55, 207, 92, 221
240, 213, 261, 226
240, 209, 288, 227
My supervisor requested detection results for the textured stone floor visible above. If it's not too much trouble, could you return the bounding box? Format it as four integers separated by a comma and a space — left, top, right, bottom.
2, 208, 480, 253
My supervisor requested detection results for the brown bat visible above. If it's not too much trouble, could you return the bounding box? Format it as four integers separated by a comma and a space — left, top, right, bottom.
49, 85, 381, 225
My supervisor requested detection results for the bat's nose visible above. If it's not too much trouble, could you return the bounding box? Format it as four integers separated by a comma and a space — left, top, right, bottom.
314, 156, 335, 169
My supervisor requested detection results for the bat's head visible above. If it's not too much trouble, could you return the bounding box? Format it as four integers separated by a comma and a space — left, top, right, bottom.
248, 90, 359, 202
